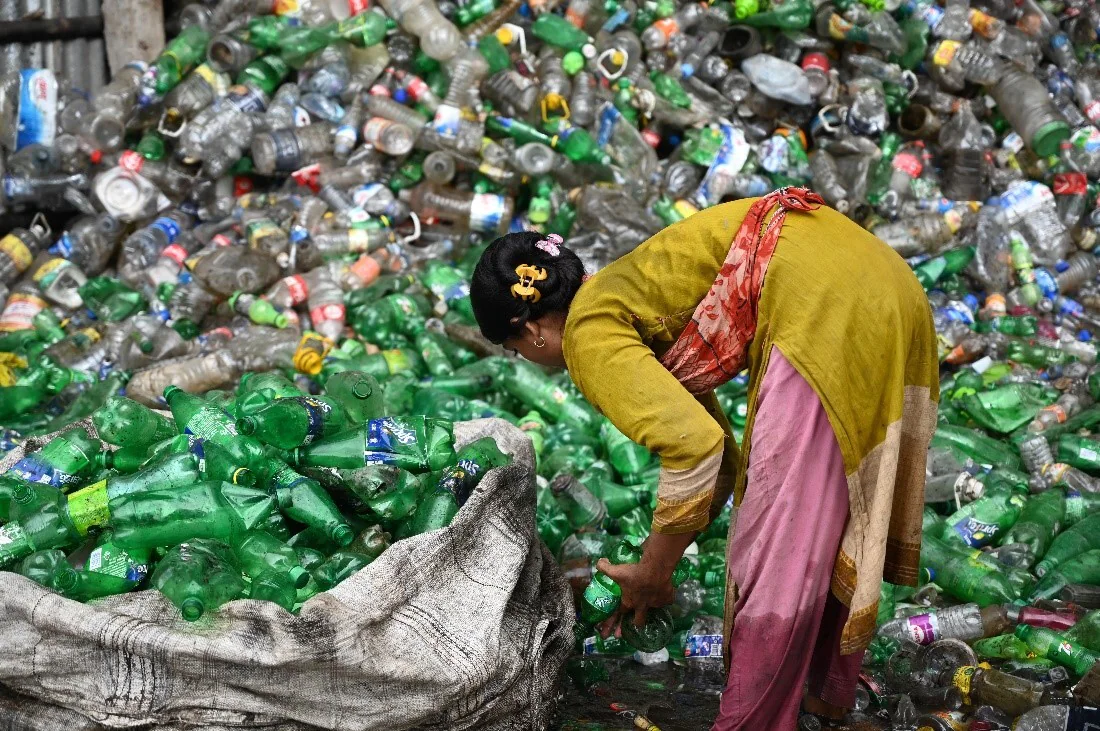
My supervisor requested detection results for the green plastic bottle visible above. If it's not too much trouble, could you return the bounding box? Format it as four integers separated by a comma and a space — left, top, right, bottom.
232, 530, 309, 589
1004, 341, 1076, 367
1034, 513, 1100, 577
1014, 624, 1100, 676
586, 475, 649, 519
235, 371, 304, 416
550, 473, 607, 530
236, 395, 349, 449
415, 332, 456, 377
323, 371, 384, 424
165, 385, 267, 477
931, 424, 1022, 470
941, 489, 1027, 548
974, 315, 1038, 337
502, 361, 599, 434
920, 534, 1019, 606
147, 26, 211, 96
291, 416, 455, 472
336, 464, 422, 525
401, 437, 510, 536
269, 459, 355, 546
973, 633, 1038, 661
92, 396, 177, 449
913, 247, 976, 290
531, 13, 593, 52
959, 383, 1058, 434
151, 539, 245, 621
598, 419, 652, 484
0, 485, 85, 567
1056, 435, 1100, 474
109, 481, 276, 550
228, 292, 289, 329
740, 0, 812, 27
1032, 549, 1100, 600
998, 489, 1064, 566
8, 429, 103, 490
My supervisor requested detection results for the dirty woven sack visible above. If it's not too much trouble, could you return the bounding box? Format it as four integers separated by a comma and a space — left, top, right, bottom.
0, 419, 573, 731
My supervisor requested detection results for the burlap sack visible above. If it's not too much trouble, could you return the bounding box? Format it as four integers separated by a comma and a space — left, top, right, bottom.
0, 418, 573, 730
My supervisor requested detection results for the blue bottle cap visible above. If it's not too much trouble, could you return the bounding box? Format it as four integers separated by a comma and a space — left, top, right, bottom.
393, 87, 408, 104
963, 294, 980, 311
1081, 329, 1093, 342
1056, 259, 1070, 273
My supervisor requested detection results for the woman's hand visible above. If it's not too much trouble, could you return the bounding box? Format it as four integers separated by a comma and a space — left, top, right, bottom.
595, 531, 696, 635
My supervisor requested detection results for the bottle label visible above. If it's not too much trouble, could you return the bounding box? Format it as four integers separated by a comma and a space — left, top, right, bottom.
269, 129, 303, 171
31, 257, 72, 290
404, 75, 429, 102
1034, 268, 1058, 299
119, 150, 145, 174
903, 613, 940, 644
225, 84, 268, 113
349, 254, 382, 285
183, 409, 238, 439
381, 349, 411, 375
309, 302, 346, 325
0, 234, 34, 272
0, 292, 47, 332
296, 396, 333, 445
161, 243, 189, 265
291, 162, 322, 192
347, 228, 374, 253
87, 543, 148, 582
1053, 172, 1088, 196
347, 0, 370, 15
952, 665, 976, 705
150, 217, 182, 243
246, 219, 282, 249
0, 521, 27, 547
432, 105, 462, 138
67, 480, 110, 536
9, 454, 77, 488
1086, 100, 1100, 124
684, 634, 723, 658
932, 40, 960, 66
50, 232, 74, 259
951, 516, 1001, 547
650, 17, 680, 42
16, 69, 57, 150
469, 194, 508, 233
892, 151, 923, 178
364, 417, 418, 464
282, 274, 310, 305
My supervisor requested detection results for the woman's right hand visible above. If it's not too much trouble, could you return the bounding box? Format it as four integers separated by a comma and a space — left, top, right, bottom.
595, 558, 677, 636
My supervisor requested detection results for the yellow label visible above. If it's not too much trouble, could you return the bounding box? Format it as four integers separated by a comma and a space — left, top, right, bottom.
0, 352, 27, 369
67, 480, 110, 536
952, 665, 975, 705
192, 64, 229, 95
274, 0, 299, 13
0, 293, 47, 332
933, 40, 961, 67
0, 364, 14, 387
0, 234, 33, 272
944, 209, 963, 233
31, 257, 69, 285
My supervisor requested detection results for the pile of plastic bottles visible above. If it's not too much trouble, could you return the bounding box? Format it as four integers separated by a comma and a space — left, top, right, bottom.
8, 0, 1100, 723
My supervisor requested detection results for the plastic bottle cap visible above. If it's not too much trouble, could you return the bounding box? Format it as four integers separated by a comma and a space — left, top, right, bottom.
236, 417, 257, 435
581, 43, 597, 59
233, 467, 256, 487
495, 27, 513, 45
332, 524, 355, 546
289, 566, 310, 589
1081, 329, 1093, 341
393, 87, 408, 104
562, 51, 584, 75
1031, 120, 1071, 158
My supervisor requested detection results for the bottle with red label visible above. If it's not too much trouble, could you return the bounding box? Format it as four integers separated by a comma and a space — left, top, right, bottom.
306, 269, 348, 342
117, 209, 194, 289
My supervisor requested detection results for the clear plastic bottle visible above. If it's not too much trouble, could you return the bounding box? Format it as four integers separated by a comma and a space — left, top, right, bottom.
0, 215, 52, 287
50, 213, 122, 278
365, 93, 429, 131
362, 117, 416, 155
378, 0, 463, 61
423, 150, 458, 184
307, 270, 347, 342
406, 184, 514, 234
118, 209, 193, 287
569, 70, 598, 127
251, 123, 335, 175
88, 62, 146, 152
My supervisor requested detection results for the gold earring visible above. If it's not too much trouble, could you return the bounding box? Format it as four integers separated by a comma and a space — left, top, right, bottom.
534, 336, 546, 348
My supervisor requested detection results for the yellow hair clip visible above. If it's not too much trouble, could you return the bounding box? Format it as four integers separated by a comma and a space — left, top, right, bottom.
511, 264, 547, 303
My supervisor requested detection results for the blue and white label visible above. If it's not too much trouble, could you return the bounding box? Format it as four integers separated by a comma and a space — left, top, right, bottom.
50, 232, 74, 259
16, 69, 58, 150
951, 516, 1000, 547
9, 454, 75, 488
469, 194, 508, 233
1034, 268, 1059, 299
296, 396, 332, 445
684, 634, 723, 658
432, 105, 462, 138
694, 124, 750, 209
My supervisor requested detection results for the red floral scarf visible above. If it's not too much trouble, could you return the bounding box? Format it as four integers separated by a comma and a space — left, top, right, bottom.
658, 187, 825, 394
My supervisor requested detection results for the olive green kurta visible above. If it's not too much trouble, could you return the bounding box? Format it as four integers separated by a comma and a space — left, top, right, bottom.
563, 199, 938, 653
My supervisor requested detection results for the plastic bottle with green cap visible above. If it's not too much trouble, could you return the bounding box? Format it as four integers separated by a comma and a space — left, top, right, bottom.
92, 396, 177, 449
269, 459, 356, 547
229, 291, 289, 328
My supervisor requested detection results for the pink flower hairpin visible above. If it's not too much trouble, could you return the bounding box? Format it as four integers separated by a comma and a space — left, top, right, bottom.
535, 233, 562, 256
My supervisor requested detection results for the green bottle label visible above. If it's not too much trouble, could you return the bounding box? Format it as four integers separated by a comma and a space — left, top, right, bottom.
87, 543, 148, 582
68, 480, 110, 536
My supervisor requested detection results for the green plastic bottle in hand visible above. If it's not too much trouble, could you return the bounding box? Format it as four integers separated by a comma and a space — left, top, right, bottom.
599, 419, 652, 485
151, 539, 245, 621
401, 437, 510, 536
1014, 624, 1100, 676
323, 371, 384, 424
93, 396, 177, 449
269, 459, 355, 546
110, 481, 276, 550
291, 416, 455, 472
1034, 513, 1100, 577
998, 489, 1064, 567
237, 395, 349, 449
232, 530, 309, 589
8, 429, 103, 490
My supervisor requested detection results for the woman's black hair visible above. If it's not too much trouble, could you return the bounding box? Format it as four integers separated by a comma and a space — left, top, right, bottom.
471, 231, 586, 344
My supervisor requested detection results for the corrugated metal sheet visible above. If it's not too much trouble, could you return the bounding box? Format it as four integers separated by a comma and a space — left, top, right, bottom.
0, 0, 108, 92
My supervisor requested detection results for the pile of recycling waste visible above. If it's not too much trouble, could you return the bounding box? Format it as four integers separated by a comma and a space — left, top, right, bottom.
8, 0, 1100, 724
